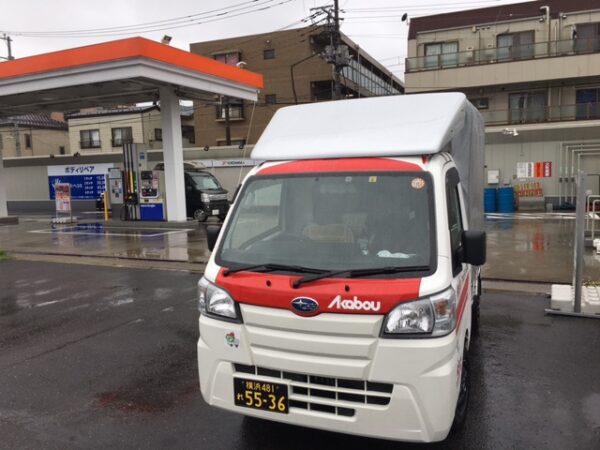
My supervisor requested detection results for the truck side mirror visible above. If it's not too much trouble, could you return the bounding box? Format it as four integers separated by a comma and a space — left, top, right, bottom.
206, 225, 222, 252
461, 230, 486, 266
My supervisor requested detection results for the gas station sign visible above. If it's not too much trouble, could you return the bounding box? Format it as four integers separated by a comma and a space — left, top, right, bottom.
48, 164, 113, 200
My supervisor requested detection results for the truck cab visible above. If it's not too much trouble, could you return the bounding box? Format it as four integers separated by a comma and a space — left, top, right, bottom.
197, 93, 486, 443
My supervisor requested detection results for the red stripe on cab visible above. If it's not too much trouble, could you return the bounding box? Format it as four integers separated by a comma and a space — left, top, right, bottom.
216, 269, 421, 316
257, 158, 422, 176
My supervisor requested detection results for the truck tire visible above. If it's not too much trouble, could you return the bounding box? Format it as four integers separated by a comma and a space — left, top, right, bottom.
450, 342, 470, 433
193, 210, 208, 222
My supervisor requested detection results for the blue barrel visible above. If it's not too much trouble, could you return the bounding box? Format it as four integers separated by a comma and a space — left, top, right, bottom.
484, 187, 497, 213
497, 187, 515, 213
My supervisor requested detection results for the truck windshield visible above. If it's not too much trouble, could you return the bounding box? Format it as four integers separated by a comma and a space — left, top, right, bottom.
189, 172, 221, 190
217, 172, 435, 276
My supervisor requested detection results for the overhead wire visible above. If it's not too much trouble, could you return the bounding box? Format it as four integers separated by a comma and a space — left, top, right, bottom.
3, 0, 296, 38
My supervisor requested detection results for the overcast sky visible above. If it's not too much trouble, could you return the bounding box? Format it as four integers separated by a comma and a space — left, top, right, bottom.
0, 0, 530, 79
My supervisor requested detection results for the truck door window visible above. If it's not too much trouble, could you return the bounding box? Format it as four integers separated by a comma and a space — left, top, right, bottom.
446, 169, 464, 275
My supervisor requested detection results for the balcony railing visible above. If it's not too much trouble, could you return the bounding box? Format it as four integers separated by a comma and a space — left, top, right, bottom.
111, 138, 133, 147
80, 140, 101, 149
480, 102, 600, 126
406, 37, 600, 72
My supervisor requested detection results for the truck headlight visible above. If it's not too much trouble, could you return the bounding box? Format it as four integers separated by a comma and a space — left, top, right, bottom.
198, 277, 239, 321
201, 193, 211, 203
383, 287, 457, 337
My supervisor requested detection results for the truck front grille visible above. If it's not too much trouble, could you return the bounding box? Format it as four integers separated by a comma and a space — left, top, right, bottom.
234, 364, 393, 418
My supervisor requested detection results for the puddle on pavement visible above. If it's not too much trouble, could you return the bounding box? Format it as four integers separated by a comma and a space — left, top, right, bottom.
29, 223, 191, 238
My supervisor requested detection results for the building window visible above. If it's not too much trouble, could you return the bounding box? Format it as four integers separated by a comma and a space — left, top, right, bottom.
497, 31, 535, 60
263, 49, 275, 60
471, 98, 489, 110
265, 94, 277, 105
575, 88, 600, 120
182, 126, 195, 144
424, 41, 458, 68
574, 23, 600, 53
59, 146, 66, 155
25, 133, 32, 149
214, 52, 241, 66
216, 98, 244, 120
509, 91, 546, 124
80, 129, 100, 149
111, 127, 133, 147
154, 128, 162, 141
0, 133, 3, 150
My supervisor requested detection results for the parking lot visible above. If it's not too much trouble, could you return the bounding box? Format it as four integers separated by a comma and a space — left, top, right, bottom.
1, 260, 599, 449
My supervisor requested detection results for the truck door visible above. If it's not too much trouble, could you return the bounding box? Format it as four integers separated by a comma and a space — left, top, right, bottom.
446, 168, 466, 278
446, 167, 472, 338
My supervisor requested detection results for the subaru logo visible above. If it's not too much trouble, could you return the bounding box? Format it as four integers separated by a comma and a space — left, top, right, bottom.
291, 297, 319, 315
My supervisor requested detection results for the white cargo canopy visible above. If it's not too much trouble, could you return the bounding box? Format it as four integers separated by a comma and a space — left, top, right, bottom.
252, 92, 485, 229
252, 93, 470, 160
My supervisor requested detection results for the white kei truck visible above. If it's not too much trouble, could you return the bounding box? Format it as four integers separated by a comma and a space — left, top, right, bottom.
197, 93, 486, 443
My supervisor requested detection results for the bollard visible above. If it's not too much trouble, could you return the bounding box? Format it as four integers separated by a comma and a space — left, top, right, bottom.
103, 191, 109, 221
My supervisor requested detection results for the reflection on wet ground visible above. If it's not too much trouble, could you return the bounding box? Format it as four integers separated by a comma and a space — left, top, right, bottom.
1, 212, 599, 283
0, 218, 211, 264
31, 223, 192, 237
483, 212, 600, 283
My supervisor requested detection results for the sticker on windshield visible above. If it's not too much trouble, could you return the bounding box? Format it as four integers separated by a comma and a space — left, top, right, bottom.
345, 176, 353, 183
411, 177, 426, 190
369, 176, 377, 183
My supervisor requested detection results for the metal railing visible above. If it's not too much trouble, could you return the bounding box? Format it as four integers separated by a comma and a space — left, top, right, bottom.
480, 102, 600, 126
406, 37, 600, 72
79, 140, 101, 149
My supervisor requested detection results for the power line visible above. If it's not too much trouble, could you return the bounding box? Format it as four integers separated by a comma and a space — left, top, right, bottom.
3, 0, 295, 39
4, 1, 261, 36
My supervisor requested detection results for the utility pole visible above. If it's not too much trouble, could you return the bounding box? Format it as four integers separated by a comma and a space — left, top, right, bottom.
13, 123, 21, 157
0, 34, 15, 61
310, 1, 349, 100
223, 96, 231, 146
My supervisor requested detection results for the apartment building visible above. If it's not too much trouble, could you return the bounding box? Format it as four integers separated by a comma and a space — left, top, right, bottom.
66, 106, 195, 154
405, 0, 600, 205
0, 113, 69, 157
190, 26, 404, 148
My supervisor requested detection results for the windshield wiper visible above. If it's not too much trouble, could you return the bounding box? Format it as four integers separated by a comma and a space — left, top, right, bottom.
223, 263, 325, 277
292, 265, 430, 288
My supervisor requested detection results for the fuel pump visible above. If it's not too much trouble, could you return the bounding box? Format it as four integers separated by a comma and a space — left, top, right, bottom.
139, 170, 166, 221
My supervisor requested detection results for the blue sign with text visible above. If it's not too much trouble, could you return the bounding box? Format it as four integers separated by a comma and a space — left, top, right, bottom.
48, 175, 106, 200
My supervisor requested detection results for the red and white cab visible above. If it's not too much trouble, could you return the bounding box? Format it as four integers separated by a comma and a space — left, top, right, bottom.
197, 93, 486, 443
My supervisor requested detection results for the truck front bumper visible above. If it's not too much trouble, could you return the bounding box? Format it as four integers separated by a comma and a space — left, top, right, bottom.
197, 306, 463, 443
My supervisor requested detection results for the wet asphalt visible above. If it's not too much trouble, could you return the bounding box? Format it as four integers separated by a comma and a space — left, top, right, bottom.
1, 260, 599, 450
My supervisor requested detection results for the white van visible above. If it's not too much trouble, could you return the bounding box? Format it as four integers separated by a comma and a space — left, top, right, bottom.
197, 93, 486, 443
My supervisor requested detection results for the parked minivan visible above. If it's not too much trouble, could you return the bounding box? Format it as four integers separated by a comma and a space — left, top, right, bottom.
154, 162, 230, 221
196, 93, 486, 443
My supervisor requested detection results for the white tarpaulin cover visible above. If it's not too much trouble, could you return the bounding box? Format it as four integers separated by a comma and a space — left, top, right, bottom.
251, 93, 485, 228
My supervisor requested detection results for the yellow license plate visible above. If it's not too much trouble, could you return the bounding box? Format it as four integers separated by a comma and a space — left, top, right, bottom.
233, 378, 288, 414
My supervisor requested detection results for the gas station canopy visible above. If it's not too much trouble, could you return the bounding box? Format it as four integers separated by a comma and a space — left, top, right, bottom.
0, 37, 263, 116
0, 37, 263, 222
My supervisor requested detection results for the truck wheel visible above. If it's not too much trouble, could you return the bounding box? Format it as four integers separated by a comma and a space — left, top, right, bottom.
193, 210, 208, 222
451, 344, 470, 433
